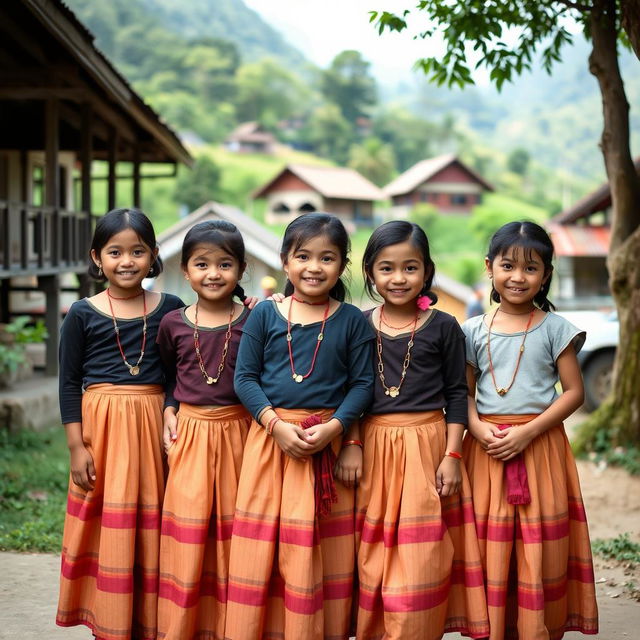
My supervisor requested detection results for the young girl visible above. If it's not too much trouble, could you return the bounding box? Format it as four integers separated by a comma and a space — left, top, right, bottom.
56, 208, 184, 640
462, 221, 598, 639
155, 220, 253, 640
346, 220, 489, 640
225, 212, 374, 640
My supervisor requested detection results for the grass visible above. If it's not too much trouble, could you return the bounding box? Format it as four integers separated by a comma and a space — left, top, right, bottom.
592, 533, 640, 566
0, 427, 69, 552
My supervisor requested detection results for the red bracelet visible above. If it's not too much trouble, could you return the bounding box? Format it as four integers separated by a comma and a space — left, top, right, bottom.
266, 416, 280, 436
446, 450, 462, 460
342, 439, 363, 449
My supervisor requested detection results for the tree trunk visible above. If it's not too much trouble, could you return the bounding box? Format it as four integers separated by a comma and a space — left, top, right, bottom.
584, 0, 640, 445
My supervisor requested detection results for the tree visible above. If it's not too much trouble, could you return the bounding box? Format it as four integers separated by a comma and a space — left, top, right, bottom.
507, 148, 531, 176
302, 104, 353, 163
175, 155, 221, 212
348, 138, 397, 186
320, 50, 377, 124
372, 1, 640, 447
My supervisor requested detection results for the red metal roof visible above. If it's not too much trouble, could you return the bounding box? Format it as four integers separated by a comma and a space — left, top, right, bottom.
549, 224, 610, 257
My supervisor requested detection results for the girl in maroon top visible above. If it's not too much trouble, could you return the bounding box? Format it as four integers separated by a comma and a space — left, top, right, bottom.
156, 220, 253, 640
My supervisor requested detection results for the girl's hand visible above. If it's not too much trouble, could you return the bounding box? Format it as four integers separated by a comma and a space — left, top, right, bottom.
244, 296, 259, 310
334, 445, 362, 488
486, 424, 534, 460
436, 456, 461, 497
269, 292, 286, 303
304, 420, 343, 454
69, 444, 96, 492
272, 420, 315, 459
469, 419, 503, 451
163, 408, 178, 454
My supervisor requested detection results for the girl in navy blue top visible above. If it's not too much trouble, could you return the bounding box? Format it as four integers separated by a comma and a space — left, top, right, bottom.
226, 213, 374, 640
56, 208, 183, 640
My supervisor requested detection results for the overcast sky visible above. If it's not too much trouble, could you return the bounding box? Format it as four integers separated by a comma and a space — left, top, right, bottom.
243, 0, 438, 82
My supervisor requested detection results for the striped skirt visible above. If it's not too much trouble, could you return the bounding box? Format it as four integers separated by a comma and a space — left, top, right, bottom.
157, 403, 250, 640
56, 384, 165, 640
356, 411, 489, 640
463, 414, 599, 639
225, 408, 355, 640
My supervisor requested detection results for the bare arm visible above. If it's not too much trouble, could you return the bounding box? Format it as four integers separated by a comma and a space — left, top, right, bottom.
65, 422, 96, 491
465, 363, 501, 449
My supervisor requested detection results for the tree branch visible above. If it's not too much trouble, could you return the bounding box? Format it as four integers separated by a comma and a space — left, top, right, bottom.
555, 0, 591, 12
621, 0, 640, 60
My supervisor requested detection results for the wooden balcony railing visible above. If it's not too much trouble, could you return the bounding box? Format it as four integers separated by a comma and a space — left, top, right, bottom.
0, 200, 95, 277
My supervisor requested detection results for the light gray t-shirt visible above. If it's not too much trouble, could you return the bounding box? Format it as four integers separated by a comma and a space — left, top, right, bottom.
462, 312, 585, 415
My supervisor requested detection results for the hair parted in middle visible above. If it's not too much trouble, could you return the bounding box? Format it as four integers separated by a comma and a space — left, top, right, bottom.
181, 219, 248, 302
362, 220, 438, 304
280, 212, 350, 301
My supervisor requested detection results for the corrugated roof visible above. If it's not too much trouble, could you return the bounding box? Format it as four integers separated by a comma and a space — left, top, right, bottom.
383, 154, 493, 197
254, 164, 385, 201
432, 272, 474, 303
552, 157, 640, 224
548, 224, 610, 257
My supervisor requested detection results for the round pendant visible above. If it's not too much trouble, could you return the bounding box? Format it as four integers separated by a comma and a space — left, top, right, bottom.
206, 376, 215, 385
497, 387, 507, 396
294, 374, 304, 383
317, 333, 324, 341
129, 365, 140, 376
389, 386, 400, 398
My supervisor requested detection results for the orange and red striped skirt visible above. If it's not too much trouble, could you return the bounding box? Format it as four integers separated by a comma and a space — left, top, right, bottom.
356, 410, 490, 640
56, 384, 165, 640
225, 408, 355, 640
157, 403, 250, 640
463, 414, 598, 639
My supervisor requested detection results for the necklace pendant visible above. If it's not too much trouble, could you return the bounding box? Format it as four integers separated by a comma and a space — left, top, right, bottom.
388, 386, 400, 398
206, 376, 215, 385
317, 332, 324, 341
294, 374, 304, 383
497, 387, 507, 396
129, 365, 140, 376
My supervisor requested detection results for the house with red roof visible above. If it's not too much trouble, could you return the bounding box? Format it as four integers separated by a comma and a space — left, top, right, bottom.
546, 159, 640, 310
253, 164, 385, 226
383, 154, 493, 217
224, 122, 276, 154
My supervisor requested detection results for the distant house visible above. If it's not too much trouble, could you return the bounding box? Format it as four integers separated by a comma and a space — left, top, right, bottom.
254, 164, 385, 226
224, 122, 276, 154
431, 273, 476, 324
153, 202, 281, 303
545, 161, 640, 310
384, 154, 493, 218
0, 0, 192, 375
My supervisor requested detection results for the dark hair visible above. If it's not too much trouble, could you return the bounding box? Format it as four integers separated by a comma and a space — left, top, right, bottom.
89, 207, 163, 281
181, 219, 247, 302
362, 220, 438, 304
486, 220, 556, 311
280, 212, 350, 301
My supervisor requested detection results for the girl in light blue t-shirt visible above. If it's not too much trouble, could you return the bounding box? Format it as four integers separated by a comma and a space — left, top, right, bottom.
462, 221, 598, 640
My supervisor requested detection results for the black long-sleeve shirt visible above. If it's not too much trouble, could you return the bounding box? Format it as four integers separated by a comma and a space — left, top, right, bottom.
59, 293, 184, 423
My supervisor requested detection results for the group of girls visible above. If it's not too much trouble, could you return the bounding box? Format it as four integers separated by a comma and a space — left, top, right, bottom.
56, 207, 598, 640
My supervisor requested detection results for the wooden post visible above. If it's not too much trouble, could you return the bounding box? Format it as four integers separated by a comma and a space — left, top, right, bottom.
108, 127, 118, 211
133, 143, 141, 208
81, 103, 93, 260
40, 274, 60, 376
45, 98, 60, 266
0, 279, 10, 323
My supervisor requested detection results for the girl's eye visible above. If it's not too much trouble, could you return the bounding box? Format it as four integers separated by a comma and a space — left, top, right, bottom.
321, 256, 335, 263
406, 266, 417, 272
379, 266, 391, 272
501, 263, 512, 270
133, 250, 146, 257
108, 250, 119, 257
295, 254, 308, 261
220, 262, 233, 269
195, 262, 207, 269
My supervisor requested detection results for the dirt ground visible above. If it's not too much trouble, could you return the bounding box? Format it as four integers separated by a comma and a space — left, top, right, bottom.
1, 412, 639, 639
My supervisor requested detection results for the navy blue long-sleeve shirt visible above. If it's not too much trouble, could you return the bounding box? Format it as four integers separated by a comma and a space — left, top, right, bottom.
234, 300, 374, 430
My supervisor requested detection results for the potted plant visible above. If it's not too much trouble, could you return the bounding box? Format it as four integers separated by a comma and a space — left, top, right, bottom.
0, 316, 48, 388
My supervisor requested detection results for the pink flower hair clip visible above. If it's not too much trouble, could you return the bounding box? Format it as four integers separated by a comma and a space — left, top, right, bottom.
416, 295, 431, 311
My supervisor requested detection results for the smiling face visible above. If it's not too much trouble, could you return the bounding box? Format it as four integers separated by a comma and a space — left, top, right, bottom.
92, 228, 156, 291
487, 246, 550, 311
370, 240, 428, 310
184, 243, 243, 304
283, 233, 344, 303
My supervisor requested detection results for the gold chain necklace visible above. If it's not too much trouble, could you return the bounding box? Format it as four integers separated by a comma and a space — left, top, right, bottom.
193, 302, 235, 384
106, 288, 147, 376
376, 305, 419, 398
487, 308, 535, 396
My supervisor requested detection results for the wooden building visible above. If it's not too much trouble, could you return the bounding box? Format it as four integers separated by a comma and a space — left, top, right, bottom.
384, 154, 493, 218
254, 163, 384, 226
0, 0, 192, 374
545, 161, 640, 310
224, 122, 276, 154
153, 201, 281, 303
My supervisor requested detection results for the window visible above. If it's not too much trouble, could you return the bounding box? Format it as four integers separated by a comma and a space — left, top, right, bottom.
273, 202, 290, 213
299, 202, 316, 213
451, 194, 467, 205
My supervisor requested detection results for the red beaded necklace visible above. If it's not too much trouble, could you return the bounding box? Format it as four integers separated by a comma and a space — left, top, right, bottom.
106, 288, 147, 376
287, 295, 330, 383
